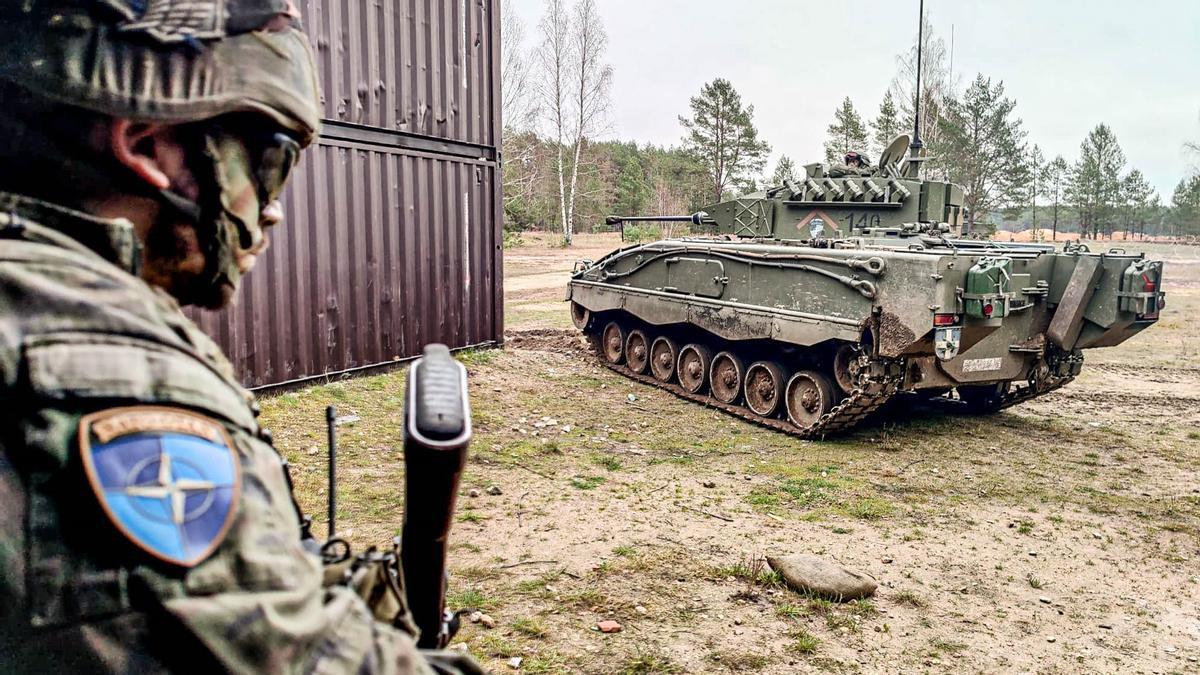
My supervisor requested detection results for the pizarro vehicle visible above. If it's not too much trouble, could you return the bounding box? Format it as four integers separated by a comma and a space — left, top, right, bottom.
565, 136, 1166, 437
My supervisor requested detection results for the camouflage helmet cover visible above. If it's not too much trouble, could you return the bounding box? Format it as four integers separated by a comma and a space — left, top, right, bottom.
0, 0, 321, 145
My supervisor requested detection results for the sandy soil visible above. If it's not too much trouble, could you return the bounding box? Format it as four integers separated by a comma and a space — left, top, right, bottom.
263, 233, 1200, 674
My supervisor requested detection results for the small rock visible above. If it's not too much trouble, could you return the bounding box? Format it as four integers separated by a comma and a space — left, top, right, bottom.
507, 656, 523, 669
334, 414, 361, 426
733, 628, 745, 636
766, 554, 877, 601
733, 618, 743, 625
597, 620, 622, 633
702, 481, 717, 488
1039, 596, 1052, 604
1046, 636, 1057, 643
1099, 623, 1113, 630
1028, 551, 1038, 557
468, 489, 481, 498
1092, 531, 1103, 539
627, 394, 637, 402
634, 605, 647, 615
486, 485, 503, 496
479, 614, 497, 629
561, 424, 572, 433
1164, 645, 1177, 654
881, 557, 894, 564
468, 611, 483, 624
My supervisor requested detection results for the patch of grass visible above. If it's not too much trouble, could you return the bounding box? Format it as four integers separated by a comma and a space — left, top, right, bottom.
831, 526, 853, 534
789, 629, 820, 655
512, 617, 549, 638
456, 565, 500, 582
478, 634, 520, 658
707, 650, 769, 671
930, 637, 968, 655
522, 650, 571, 675
1017, 520, 1034, 535
775, 603, 806, 619
613, 545, 637, 557
1027, 573, 1045, 589
892, 590, 927, 608
621, 649, 683, 674
714, 556, 782, 587
457, 510, 486, 523
456, 347, 500, 366
1187, 430, 1200, 440
840, 497, 895, 520
570, 475, 606, 490
593, 454, 623, 471
446, 588, 494, 609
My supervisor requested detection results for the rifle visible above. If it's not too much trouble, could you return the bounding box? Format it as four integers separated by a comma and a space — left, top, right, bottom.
319, 344, 471, 649
400, 344, 472, 649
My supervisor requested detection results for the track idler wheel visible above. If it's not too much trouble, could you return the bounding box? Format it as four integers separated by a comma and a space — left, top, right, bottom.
677, 343, 714, 394
958, 383, 1008, 415
571, 302, 592, 330
601, 321, 625, 364
625, 329, 650, 374
649, 336, 679, 382
745, 361, 786, 417
709, 351, 745, 404
786, 370, 836, 430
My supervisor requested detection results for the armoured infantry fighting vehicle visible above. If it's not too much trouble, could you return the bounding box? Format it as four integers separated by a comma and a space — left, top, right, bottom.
565, 136, 1167, 437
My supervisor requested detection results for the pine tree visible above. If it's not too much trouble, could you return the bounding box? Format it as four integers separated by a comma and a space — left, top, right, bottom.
771, 155, 798, 186
679, 78, 771, 202
937, 75, 1028, 233
823, 97, 869, 164
1120, 169, 1154, 239
1170, 174, 1200, 237
1045, 155, 1070, 241
1068, 124, 1126, 239
870, 91, 904, 158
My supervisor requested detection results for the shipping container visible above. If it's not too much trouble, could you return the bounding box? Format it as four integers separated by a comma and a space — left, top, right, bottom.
190, 0, 503, 389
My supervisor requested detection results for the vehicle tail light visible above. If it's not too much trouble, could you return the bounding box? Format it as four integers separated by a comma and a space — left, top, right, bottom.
933, 313, 959, 327
982, 303, 994, 317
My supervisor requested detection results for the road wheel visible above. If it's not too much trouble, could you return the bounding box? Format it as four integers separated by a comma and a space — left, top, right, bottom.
832, 343, 863, 394
601, 321, 625, 364
744, 361, 786, 416
709, 351, 744, 404
649, 336, 679, 382
677, 343, 714, 394
571, 302, 591, 330
786, 370, 837, 430
625, 330, 650, 374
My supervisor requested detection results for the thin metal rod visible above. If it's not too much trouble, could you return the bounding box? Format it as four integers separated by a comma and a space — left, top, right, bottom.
326, 405, 337, 538
912, 0, 924, 151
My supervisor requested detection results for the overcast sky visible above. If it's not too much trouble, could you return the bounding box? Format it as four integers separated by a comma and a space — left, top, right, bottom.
508, 0, 1200, 199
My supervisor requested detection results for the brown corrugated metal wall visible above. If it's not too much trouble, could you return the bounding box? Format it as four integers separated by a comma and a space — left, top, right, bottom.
190, 0, 503, 389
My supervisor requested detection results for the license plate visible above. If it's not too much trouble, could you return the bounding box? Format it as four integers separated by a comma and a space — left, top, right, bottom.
962, 357, 1002, 373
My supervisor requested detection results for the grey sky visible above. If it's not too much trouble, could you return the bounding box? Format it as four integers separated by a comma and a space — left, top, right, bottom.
509, 0, 1200, 199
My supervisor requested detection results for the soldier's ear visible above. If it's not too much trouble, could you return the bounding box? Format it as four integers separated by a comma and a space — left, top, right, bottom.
110, 119, 173, 191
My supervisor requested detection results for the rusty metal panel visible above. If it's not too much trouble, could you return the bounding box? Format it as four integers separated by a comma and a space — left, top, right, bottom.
188, 0, 503, 388
300, 0, 497, 147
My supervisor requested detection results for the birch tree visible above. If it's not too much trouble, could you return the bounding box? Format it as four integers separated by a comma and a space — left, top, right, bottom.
563, 0, 612, 245
1045, 155, 1070, 241
535, 0, 573, 243
501, 0, 534, 131
888, 14, 955, 176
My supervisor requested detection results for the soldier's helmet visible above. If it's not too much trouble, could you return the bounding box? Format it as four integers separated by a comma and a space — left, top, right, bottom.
0, 0, 321, 146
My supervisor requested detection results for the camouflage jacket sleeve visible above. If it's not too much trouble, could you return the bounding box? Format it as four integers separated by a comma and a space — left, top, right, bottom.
0, 229, 482, 674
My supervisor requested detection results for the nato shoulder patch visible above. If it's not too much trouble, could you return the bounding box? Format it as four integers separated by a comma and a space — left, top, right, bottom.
79, 406, 241, 567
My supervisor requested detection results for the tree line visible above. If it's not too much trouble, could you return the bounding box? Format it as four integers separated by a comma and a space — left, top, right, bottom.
502, 2, 1200, 243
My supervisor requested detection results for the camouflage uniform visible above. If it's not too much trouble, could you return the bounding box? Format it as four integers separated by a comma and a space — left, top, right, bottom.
0, 2, 481, 673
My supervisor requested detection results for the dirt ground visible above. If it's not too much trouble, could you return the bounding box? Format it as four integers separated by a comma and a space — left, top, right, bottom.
262, 231, 1200, 674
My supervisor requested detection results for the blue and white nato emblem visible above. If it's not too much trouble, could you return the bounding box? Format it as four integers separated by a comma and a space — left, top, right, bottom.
79, 407, 241, 567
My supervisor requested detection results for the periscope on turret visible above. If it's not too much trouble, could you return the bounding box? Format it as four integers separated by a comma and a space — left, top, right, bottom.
565, 135, 1167, 436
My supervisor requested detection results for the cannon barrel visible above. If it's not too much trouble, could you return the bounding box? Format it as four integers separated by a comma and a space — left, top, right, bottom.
606, 212, 712, 226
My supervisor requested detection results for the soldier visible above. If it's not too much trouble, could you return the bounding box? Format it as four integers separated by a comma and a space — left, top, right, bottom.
828, 151, 874, 177
0, 1, 481, 673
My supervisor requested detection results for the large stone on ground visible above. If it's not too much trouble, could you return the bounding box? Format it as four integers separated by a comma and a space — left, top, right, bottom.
766, 554, 877, 601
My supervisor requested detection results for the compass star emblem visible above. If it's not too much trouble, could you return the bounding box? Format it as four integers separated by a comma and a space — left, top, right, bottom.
123, 451, 219, 525
80, 407, 242, 567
